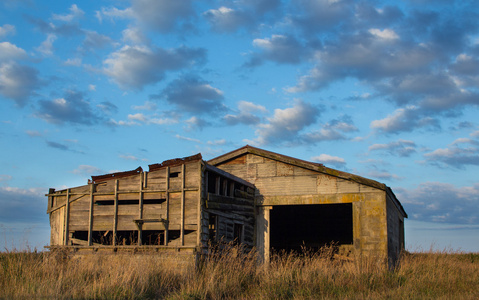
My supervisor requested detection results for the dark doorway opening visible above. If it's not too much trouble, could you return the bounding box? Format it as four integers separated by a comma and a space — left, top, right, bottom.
270, 203, 353, 253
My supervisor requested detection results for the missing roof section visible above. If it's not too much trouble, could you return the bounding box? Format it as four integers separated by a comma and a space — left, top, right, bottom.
90, 167, 143, 184
148, 153, 202, 172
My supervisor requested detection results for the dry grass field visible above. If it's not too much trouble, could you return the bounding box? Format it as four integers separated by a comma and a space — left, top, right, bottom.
1, 245, 478, 299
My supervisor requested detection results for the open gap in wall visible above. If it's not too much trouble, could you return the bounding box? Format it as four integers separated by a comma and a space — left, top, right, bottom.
95, 199, 166, 205
91, 231, 113, 245
142, 230, 165, 245
270, 203, 353, 254
116, 231, 138, 245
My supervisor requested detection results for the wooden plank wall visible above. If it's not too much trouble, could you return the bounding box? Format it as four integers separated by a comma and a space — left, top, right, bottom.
199, 168, 256, 250
215, 153, 389, 262
47, 160, 202, 248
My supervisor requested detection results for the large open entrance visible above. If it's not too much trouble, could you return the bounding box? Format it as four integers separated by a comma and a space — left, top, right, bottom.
270, 203, 353, 253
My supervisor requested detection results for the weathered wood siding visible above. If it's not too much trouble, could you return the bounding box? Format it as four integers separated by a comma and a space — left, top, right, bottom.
48, 159, 203, 248
214, 152, 389, 261
386, 189, 406, 266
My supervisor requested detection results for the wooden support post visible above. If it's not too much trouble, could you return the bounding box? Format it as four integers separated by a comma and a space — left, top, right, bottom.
180, 164, 185, 246
197, 161, 203, 247
64, 189, 70, 245
87, 183, 94, 246
113, 180, 119, 246
138, 172, 144, 246
215, 176, 220, 195
165, 166, 170, 246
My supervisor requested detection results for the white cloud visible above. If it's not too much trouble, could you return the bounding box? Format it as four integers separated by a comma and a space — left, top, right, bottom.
122, 27, 148, 44
396, 182, 479, 224
311, 154, 346, 166
64, 58, 82, 66
98, 6, 135, 20
203, 7, 250, 33
103, 45, 206, 90
52, 4, 84, 22
0, 62, 40, 105
369, 139, 417, 157
0, 42, 27, 61
175, 134, 201, 143
132, 101, 157, 111
368, 28, 399, 40
249, 99, 319, 145
35, 34, 57, 56
224, 101, 267, 125
370, 106, 439, 133
161, 75, 225, 114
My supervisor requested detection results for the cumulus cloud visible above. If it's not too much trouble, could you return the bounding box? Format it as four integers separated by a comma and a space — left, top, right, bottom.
185, 116, 211, 131
203, 0, 281, 33
303, 115, 358, 143
424, 138, 479, 169
369, 139, 417, 157
36, 90, 104, 125
122, 26, 148, 44
96, 101, 118, 115
160, 75, 226, 115
27, 16, 82, 36
0, 62, 40, 106
81, 31, 113, 51
370, 106, 440, 134
291, 0, 353, 33
366, 170, 401, 181
99, 0, 194, 33
132, 0, 195, 32
35, 34, 57, 56
311, 154, 346, 168
52, 4, 84, 22
0, 42, 27, 61
223, 101, 267, 125
368, 28, 399, 40
175, 134, 201, 143
244, 34, 314, 68
396, 182, 479, 224
286, 1, 479, 131
203, 7, 252, 33
248, 99, 320, 145
103, 45, 206, 90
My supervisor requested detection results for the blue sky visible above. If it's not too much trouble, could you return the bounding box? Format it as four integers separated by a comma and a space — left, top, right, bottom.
1, 0, 478, 252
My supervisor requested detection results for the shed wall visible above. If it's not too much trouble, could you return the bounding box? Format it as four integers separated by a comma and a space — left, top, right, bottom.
214, 153, 389, 262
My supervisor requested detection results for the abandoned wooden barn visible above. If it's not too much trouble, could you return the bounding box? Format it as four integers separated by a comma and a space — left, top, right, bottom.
46, 154, 256, 257
47, 145, 407, 265
208, 146, 407, 265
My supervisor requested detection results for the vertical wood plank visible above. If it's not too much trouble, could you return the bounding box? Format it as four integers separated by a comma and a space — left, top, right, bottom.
197, 161, 203, 247
180, 163, 185, 246
165, 166, 170, 246
138, 172, 144, 246
264, 206, 271, 264
113, 179, 118, 246
87, 183, 94, 246
64, 189, 70, 245
215, 176, 220, 195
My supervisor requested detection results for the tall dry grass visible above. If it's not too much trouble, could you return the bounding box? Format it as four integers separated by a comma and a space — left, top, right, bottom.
1, 246, 478, 299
